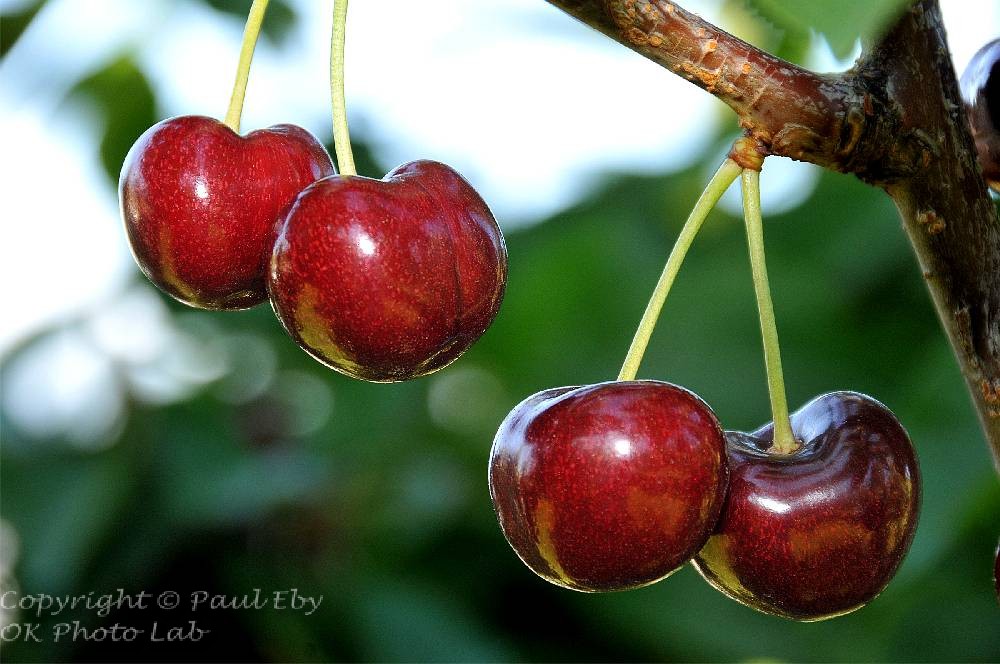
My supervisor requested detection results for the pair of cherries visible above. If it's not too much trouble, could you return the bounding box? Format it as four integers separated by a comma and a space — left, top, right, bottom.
119, 116, 507, 381
489, 377, 921, 621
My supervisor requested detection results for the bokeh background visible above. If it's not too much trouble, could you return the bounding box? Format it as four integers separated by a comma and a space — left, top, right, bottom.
2, 0, 999, 661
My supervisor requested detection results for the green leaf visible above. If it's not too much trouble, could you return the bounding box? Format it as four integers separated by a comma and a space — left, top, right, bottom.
67, 56, 156, 185
0, 0, 44, 58
744, 0, 912, 58
203, 0, 296, 45
353, 577, 516, 661
1, 447, 136, 596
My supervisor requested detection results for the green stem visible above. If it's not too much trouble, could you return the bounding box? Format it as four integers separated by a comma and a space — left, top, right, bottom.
223, 0, 270, 133
330, 0, 356, 175
741, 169, 797, 454
617, 158, 742, 382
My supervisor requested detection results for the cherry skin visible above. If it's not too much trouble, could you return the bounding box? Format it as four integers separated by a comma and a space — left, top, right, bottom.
994, 540, 999, 602
120, 115, 335, 310
693, 391, 921, 621
489, 380, 729, 592
268, 159, 507, 382
960, 38, 1000, 192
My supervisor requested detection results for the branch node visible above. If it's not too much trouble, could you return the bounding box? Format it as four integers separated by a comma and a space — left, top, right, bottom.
730, 136, 766, 171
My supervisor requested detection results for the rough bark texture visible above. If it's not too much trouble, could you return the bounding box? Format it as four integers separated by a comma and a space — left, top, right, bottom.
864, 4, 1000, 460
547, 0, 1000, 467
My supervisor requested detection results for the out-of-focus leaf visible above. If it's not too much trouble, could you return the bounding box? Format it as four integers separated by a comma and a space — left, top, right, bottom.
721, 0, 811, 67
1, 446, 136, 595
0, 0, 44, 58
887, 478, 1000, 660
354, 577, 516, 662
204, 0, 296, 45
67, 56, 156, 185
150, 401, 332, 527
743, 0, 911, 57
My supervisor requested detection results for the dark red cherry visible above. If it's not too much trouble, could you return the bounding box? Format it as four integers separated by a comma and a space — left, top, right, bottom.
994, 539, 999, 602
960, 39, 1000, 191
489, 380, 729, 592
268, 160, 507, 382
120, 115, 334, 310
693, 391, 921, 621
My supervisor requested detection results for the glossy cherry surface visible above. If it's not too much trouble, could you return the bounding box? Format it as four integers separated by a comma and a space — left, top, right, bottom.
489, 381, 729, 592
120, 115, 334, 310
994, 540, 999, 602
960, 38, 1000, 191
268, 159, 507, 382
693, 391, 920, 621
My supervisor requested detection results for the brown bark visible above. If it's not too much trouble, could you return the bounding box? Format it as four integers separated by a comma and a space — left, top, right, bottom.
865, 3, 1000, 461
546, 0, 1000, 467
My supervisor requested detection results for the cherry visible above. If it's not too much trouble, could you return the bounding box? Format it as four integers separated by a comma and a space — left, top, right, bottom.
693, 391, 921, 621
489, 380, 729, 592
267, 160, 507, 381
120, 115, 334, 309
262, 1, 506, 380
994, 540, 999, 602
960, 38, 1000, 192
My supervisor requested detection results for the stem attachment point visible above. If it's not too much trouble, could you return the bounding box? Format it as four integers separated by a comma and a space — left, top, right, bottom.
730, 136, 766, 172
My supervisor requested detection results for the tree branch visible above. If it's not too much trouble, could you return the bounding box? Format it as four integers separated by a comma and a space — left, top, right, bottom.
546, 0, 1000, 467
547, 1, 902, 176
860, 1, 1000, 463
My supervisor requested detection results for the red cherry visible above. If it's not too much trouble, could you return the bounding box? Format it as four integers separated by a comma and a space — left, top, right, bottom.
960, 38, 1000, 191
693, 391, 921, 620
268, 160, 507, 382
120, 115, 334, 310
994, 539, 999, 603
489, 381, 729, 592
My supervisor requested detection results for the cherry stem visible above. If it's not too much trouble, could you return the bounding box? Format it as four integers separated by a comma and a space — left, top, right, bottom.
330, 0, 356, 176
617, 158, 743, 382
223, 0, 270, 134
741, 168, 797, 454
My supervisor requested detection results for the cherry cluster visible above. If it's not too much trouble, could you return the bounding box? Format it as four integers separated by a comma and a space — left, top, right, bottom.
117, 0, 1000, 623
490, 384, 921, 620
488, 143, 922, 621
120, 0, 507, 382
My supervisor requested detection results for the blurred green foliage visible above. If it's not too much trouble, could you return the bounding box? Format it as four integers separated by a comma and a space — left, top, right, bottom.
2, 1, 999, 662
0, 1, 43, 58
204, 0, 297, 44
68, 57, 157, 188
741, 0, 911, 56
